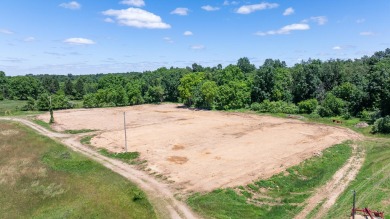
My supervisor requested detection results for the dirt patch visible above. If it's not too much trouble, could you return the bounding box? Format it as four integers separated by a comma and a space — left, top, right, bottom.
172, 145, 185, 150
0, 129, 19, 136
167, 156, 188, 165
38, 104, 361, 192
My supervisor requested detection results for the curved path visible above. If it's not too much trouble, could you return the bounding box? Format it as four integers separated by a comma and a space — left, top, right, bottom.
294, 144, 365, 219
0, 117, 199, 219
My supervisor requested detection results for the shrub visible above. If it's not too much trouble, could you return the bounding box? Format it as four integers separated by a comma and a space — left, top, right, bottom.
0, 93, 3, 101
21, 97, 36, 111
251, 100, 298, 114
371, 116, 390, 134
318, 93, 345, 117
298, 98, 318, 114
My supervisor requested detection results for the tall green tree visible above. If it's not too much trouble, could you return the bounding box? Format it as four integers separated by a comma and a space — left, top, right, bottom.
178, 73, 204, 106
237, 57, 256, 74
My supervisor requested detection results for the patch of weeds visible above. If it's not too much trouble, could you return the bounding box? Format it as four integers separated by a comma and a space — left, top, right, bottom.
32, 119, 54, 131
42, 148, 95, 173
65, 129, 96, 134
80, 135, 94, 145
98, 148, 139, 163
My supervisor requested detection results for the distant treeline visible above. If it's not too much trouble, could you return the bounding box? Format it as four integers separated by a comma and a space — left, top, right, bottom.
1, 48, 389, 132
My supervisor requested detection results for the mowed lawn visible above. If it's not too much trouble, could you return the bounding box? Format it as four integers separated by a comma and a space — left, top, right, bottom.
0, 121, 156, 219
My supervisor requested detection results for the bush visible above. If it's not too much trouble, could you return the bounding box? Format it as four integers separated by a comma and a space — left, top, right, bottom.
318, 93, 345, 117
0, 93, 3, 101
21, 97, 36, 111
371, 116, 390, 134
298, 98, 318, 114
251, 100, 298, 114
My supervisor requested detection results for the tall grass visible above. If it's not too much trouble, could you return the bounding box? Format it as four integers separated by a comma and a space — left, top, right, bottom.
325, 139, 390, 218
0, 121, 156, 219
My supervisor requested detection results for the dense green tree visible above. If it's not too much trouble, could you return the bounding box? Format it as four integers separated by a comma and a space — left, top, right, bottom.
215, 65, 244, 85
292, 60, 323, 103
42, 76, 60, 94
252, 59, 292, 103
237, 57, 256, 74
126, 80, 144, 105
0, 71, 8, 99
178, 73, 204, 106
64, 78, 74, 96
9, 76, 42, 100
215, 80, 250, 110
74, 78, 85, 99
317, 93, 345, 117
200, 80, 218, 109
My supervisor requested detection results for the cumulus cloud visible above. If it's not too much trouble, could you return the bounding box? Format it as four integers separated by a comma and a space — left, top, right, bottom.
104, 18, 115, 23
103, 8, 171, 29
191, 45, 205, 50
223, 1, 239, 6
120, 0, 145, 7
64, 38, 95, 45
0, 29, 14, 34
332, 46, 342, 50
202, 5, 220, 11
59, 1, 81, 10
236, 2, 278, 14
255, 23, 310, 36
183, 31, 193, 36
171, 8, 189, 16
302, 16, 328, 25
163, 37, 174, 43
360, 31, 375, 36
283, 7, 294, 16
23, 37, 36, 42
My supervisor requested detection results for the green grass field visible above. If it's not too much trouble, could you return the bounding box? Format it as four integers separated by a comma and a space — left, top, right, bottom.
0, 121, 157, 219
0, 100, 39, 116
324, 139, 390, 218
188, 142, 352, 219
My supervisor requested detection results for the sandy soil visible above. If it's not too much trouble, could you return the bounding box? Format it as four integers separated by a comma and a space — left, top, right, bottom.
38, 104, 361, 192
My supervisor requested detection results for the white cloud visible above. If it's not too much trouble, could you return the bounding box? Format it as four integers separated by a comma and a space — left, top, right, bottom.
104, 18, 115, 23
24, 37, 36, 42
0, 29, 14, 34
120, 0, 145, 7
191, 45, 205, 50
255, 23, 310, 36
183, 31, 193, 36
59, 1, 81, 10
356, 18, 365, 24
302, 16, 328, 25
64, 38, 95, 45
332, 46, 342, 50
283, 7, 294, 16
236, 2, 278, 14
360, 31, 375, 36
103, 8, 171, 29
171, 8, 189, 16
163, 37, 174, 43
202, 5, 220, 11
223, 1, 239, 6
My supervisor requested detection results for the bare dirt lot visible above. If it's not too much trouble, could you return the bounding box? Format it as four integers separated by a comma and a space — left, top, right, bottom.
38, 104, 361, 192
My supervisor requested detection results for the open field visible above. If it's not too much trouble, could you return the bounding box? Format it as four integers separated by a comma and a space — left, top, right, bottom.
0, 120, 156, 218
38, 104, 361, 192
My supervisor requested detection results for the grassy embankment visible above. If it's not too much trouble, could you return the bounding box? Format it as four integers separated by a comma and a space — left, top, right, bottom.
0, 121, 156, 218
188, 142, 352, 219
323, 139, 390, 218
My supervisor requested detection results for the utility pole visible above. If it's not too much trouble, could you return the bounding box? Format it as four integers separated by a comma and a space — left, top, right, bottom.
49, 95, 54, 124
352, 190, 356, 219
123, 112, 128, 152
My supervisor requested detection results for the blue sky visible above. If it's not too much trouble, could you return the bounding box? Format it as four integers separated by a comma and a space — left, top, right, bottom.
0, 0, 389, 75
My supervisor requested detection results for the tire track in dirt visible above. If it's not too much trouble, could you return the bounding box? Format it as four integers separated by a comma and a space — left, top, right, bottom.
294, 144, 365, 219
0, 117, 199, 219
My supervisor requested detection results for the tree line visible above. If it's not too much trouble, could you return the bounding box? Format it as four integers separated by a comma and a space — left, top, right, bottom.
1, 48, 389, 133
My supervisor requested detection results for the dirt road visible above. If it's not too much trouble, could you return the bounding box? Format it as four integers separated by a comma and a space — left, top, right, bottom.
0, 117, 199, 219
294, 144, 365, 219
